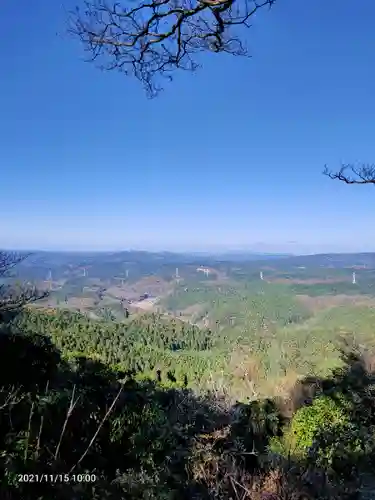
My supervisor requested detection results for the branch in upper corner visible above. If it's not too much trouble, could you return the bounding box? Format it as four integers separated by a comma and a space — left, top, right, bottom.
323, 163, 375, 185
68, 0, 276, 97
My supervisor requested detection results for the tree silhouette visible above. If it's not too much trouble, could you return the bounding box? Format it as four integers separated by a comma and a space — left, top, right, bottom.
323, 163, 375, 186
0, 251, 47, 324
69, 0, 276, 96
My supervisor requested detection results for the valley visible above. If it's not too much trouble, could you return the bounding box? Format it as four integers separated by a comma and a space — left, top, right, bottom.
9, 250, 375, 400
3, 250, 375, 499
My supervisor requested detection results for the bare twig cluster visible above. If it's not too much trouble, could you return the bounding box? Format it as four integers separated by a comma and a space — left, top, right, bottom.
323, 163, 375, 185
0, 251, 28, 278
0, 251, 47, 321
69, 0, 276, 96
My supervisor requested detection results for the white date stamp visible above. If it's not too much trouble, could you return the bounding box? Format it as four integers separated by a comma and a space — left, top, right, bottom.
17, 473, 97, 483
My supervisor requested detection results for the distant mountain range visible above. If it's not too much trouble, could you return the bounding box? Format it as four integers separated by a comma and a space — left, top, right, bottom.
3, 249, 375, 269
188, 251, 293, 262
12, 249, 292, 266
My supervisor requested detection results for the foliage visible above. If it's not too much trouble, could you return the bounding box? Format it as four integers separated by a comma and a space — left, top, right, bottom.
14, 297, 375, 401
164, 281, 311, 340
290, 280, 375, 297
271, 347, 375, 484
0, 323, 372, 499
10, 309, 224, 392
272, 395, 352, 459
4, 253, 375, 498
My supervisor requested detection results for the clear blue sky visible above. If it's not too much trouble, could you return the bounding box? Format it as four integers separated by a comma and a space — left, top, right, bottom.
1, 0, 375, 254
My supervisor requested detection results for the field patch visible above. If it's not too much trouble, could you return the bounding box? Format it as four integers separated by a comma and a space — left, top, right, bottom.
107, 276, 172, 300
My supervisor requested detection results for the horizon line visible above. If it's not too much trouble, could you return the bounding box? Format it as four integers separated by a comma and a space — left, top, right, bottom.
2, 247, 375, 258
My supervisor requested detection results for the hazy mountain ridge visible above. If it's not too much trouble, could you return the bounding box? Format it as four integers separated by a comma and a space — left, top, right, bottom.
9, 249, 375, 271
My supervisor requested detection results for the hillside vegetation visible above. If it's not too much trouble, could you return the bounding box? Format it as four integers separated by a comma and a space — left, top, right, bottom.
13, 272, 375, 402
2, 308, 375, 499
3, 251, 375, 498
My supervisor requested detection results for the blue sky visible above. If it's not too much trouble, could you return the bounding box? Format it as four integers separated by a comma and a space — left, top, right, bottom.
1, 0, 375, 254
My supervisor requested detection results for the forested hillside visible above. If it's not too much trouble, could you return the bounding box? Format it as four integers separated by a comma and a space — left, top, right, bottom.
3, 250, 375, 499
13, 309, 220, 389
2, 306, 375, 499
13, 287, 375, 402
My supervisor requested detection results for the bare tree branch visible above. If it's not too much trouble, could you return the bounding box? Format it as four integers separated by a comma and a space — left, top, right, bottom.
68, 0, 277, 96
0, 251, 47, 323
323, 164, 375, 185
0, 251, 29, 278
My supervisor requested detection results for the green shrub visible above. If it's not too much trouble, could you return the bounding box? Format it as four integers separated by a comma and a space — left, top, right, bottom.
289, 395, 350, 453
270, 394, 370, 473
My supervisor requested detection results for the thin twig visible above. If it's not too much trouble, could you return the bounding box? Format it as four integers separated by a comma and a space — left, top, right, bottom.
54, 385, 80, 461
231, 476, 253, 497
0, 386, 18, 410
230, 475, 242, 500
35, 380, 49, 460
68, 385, 123, 474
24, 401, 35, 463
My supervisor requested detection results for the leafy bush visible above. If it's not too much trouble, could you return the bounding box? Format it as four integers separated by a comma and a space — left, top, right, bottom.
270, 393, 372, 476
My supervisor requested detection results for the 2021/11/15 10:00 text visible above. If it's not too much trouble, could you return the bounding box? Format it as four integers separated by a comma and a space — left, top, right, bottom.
17, 474, 97, 483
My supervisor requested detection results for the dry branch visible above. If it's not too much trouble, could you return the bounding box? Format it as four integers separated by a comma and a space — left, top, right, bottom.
69, 0, 276, 96
0, 251, 47, 321
323, 163, 375, 185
